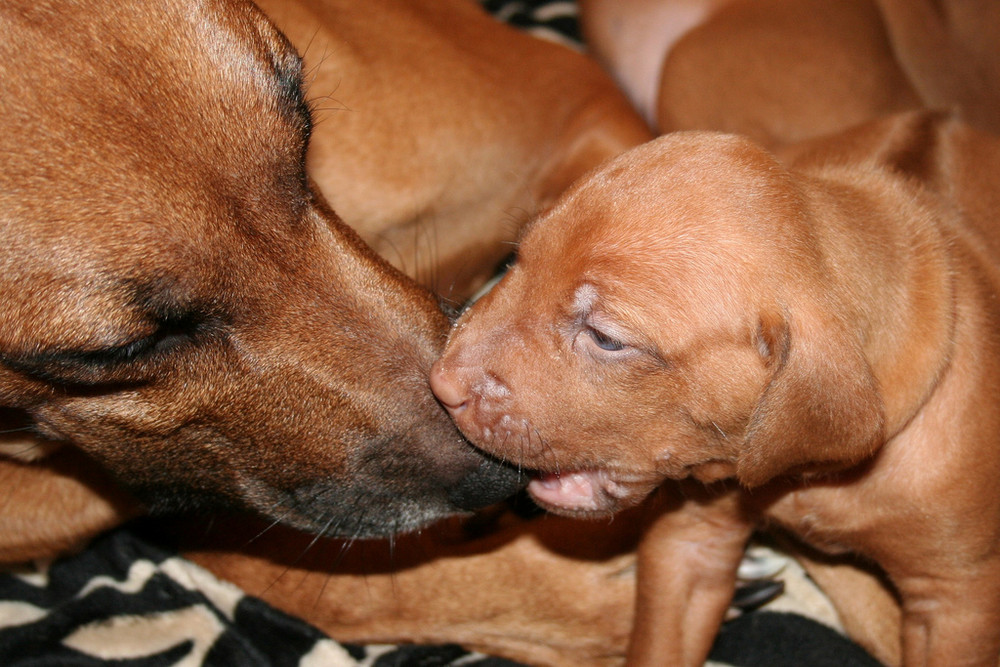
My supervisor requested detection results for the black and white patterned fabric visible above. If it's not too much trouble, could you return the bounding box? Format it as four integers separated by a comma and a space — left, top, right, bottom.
0, 2, 884, 665
480, 0, 583, 50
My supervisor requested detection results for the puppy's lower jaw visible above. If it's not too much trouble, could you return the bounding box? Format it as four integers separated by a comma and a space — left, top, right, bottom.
527, 470, 633, 516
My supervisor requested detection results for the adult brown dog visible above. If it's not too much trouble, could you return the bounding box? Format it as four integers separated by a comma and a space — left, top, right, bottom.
0, 0, 528, 557
1, 0, 650, 663
0, 0, 651, 555
432, 111, 1000, 665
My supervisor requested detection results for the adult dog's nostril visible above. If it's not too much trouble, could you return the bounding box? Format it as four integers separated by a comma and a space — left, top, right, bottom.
429, 361, 468, 412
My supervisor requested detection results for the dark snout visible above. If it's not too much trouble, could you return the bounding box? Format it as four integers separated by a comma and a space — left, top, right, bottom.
327, 416, 527, 537
447, 452, 527, 511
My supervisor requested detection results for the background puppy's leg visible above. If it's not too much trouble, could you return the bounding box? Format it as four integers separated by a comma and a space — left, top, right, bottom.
875, 0, 1000, 135
0, 447, 141, 563
577, 0, 731, 127
181, 509, 642, 667
629, 484, 753, 666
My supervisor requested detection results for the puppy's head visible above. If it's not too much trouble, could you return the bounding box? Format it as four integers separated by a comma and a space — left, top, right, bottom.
0, 0, 522, 537
432, 133, 883, 517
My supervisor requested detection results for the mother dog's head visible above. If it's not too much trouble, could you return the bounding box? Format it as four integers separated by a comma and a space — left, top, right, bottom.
0, 0, 522, 537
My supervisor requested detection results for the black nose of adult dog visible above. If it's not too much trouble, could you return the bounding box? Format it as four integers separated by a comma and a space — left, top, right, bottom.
447, 454, 527, 510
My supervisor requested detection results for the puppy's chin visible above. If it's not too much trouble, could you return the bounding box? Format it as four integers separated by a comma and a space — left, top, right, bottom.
526, 470, 650, 518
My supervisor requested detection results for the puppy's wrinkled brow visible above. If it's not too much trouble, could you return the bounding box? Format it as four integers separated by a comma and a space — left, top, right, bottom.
571, 283, 599, 316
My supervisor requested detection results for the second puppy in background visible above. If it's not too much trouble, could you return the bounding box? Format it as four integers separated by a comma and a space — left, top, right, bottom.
261, 0, 652, 302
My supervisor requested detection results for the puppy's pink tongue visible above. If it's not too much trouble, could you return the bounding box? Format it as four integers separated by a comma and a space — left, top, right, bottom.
528, 472, 601, 511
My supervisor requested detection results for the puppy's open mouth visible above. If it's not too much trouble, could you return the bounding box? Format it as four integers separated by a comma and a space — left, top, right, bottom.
526, 469, 632, 516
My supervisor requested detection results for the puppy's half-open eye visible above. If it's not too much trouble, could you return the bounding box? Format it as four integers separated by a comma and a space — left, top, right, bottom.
587, 326, 626, 352
574, 323, 632, 360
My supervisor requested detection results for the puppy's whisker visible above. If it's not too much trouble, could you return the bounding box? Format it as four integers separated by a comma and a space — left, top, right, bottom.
517, 429, 532, 474
516, 428, 532, 469
530, 426, 562, 477
495, 429, 520, 474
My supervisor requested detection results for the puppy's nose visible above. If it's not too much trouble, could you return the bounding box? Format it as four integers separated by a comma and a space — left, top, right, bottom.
430, 360, 468, 413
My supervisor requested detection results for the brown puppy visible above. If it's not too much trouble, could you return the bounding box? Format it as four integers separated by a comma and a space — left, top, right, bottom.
259, 0, 652, 301
0, 0, 527, 557
432, 111, 1000, 665
579, 0, 999, 148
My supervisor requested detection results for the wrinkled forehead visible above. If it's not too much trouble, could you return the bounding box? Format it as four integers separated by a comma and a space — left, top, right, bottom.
515, 138, 804, 332
522, 174, 778, 287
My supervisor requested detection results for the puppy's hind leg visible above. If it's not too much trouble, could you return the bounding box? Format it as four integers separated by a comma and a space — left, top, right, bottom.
0, 447, 141, 562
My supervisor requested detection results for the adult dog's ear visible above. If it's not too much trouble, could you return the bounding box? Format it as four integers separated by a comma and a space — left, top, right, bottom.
737, 307, 884, 488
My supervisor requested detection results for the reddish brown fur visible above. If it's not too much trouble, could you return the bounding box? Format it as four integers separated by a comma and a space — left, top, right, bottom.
432, 112, 1000, 665
182, 508, 642, 666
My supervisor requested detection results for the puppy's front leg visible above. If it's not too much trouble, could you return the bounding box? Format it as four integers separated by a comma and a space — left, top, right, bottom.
628, 482, 752, 666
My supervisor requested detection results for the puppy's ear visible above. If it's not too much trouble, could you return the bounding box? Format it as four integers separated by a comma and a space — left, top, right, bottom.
737, 308, 884, 488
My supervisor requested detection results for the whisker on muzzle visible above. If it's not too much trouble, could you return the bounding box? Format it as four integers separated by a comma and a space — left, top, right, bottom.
244, 514, 290, 547
256, 487, 351, 595
530, 425, 561, 476
492, 429, 519, 473
0, 426, 34, 435
242, 489, 317, 548
307, 516, 365, 615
